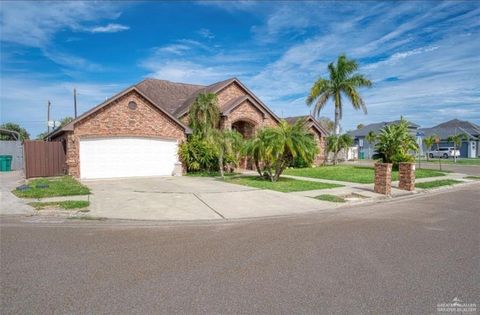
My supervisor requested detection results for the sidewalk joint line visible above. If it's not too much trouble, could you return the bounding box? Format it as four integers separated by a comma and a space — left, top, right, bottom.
193, 193, 227, 220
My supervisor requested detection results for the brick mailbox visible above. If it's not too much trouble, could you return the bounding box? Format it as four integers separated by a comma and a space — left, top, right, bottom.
398, 162, 415, 191
374, 162, 392, 195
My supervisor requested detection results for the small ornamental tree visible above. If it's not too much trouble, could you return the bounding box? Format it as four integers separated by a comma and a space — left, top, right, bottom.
423, 135, 437, 161
0, 123, 30, 140
447, 133, 467, 163
326, 133, 353, 165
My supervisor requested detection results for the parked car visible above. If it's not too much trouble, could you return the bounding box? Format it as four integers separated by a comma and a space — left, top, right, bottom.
428, 147, 460, 159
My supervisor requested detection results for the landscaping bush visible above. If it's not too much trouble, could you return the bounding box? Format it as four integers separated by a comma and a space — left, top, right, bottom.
373, 118, 418, 170
178, 136, 218, 172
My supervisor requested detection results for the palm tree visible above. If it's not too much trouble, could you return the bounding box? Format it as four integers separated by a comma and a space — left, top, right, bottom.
423, 135, 437, 161
326, 134, 353, 165
243, 129, 271, 178
306, 54, 372, 135
373, 118, 418, 168
447, 133, 467, 163
212, 129, 244, 178
244, 119, 318, 182
188, 93, 220, 138
365, 131, 376, 159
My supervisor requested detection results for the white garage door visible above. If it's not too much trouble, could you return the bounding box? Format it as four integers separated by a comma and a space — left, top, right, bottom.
79, 137, 178, 179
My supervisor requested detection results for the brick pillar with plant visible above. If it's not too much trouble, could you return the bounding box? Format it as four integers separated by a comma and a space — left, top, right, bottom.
398, 162, 415, 191
374, 162, 392, 195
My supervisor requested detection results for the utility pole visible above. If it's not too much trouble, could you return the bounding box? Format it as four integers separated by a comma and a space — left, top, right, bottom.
47, 100, 51, 134
73, 88, 78, 118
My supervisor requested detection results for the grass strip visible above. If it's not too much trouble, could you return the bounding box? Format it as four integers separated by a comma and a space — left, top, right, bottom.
416, 179, 463, 189
313, 194, 346, 203
225, 176, 342, 192
13, 176, 90, 198
28, 200, 89, 210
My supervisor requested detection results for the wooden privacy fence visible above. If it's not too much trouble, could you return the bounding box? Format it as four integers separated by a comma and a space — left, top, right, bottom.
24, 141, 66, 179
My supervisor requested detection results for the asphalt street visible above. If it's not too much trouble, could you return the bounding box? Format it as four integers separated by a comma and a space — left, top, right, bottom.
1, 183, 479, 314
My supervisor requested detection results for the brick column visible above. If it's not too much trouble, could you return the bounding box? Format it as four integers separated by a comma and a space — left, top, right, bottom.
374, 163, 392, 195
398, 162, 415, 191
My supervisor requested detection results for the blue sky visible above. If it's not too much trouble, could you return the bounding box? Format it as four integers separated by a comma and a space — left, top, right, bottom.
1, 1, 479, 138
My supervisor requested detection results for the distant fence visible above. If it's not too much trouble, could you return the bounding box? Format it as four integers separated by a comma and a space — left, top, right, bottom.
0, 140, 24, 170
24, 141, 66, 178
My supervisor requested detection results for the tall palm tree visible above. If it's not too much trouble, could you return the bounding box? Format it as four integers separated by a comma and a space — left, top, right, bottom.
188, 93, 220, 138
306, 54, 372, 135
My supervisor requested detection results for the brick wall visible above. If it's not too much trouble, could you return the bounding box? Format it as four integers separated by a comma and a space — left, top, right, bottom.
374, 162, 392, 195
398, 162, 415, 191
60, 90, 186, 177
217, 82, 246, 109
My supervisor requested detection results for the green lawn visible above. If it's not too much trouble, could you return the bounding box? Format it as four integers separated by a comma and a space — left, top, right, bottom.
464, 176, 480, 180
28, 200, 89, 210
225, 176, 343, 192
284, 165, 446, 184
416, 179, 463, 189
420, 158, 480, 165
314, 194, 346, 203
13, 176, 90, 198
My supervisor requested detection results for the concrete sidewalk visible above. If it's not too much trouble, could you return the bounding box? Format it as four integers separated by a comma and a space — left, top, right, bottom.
85, 176, 338, 221
0, 171, 34, 215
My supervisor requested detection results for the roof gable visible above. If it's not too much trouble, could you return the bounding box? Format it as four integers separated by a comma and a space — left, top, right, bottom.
284, 115, 329, 136
174, 78, 281, 123
47, 86, 191, 139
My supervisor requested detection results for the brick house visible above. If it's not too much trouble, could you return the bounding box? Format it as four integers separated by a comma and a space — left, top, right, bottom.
48, 77, 327, 179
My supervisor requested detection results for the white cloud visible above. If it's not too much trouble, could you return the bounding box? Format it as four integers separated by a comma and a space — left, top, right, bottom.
197, 28, 215, 39
242, 2, 480, 129
0, 1, 125, 47
0, 75, 122, 137
0, 1, 128, 71
88, 23, 129, 33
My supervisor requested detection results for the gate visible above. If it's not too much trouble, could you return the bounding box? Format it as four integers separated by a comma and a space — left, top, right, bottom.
24, 141, 66, 178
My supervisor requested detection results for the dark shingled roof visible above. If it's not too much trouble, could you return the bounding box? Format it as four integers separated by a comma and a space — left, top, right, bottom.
350, 120, 420, 137
283, 115, 329, 135
419, 119, 480, 140
135, 78, 205, 115
173, 78, 237, 117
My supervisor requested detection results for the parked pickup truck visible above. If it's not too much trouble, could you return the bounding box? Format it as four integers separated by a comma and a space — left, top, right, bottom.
428, 147, 460, 159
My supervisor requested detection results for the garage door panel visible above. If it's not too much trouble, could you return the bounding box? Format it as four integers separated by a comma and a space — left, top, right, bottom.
80, 138, 178, 179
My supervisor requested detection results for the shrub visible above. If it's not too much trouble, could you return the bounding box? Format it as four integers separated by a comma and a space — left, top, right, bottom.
178, 136, 218, 172
373, 118, 418, 169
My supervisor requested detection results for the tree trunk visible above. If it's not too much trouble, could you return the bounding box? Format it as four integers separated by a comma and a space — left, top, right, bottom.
334, 92, 341, 135
254, 158, 263, 177
333, 150, 338, 165
218, 151, 224, 179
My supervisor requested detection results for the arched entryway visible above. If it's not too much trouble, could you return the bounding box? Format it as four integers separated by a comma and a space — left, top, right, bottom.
231, 120, 255, 139
231, 120, 257, 169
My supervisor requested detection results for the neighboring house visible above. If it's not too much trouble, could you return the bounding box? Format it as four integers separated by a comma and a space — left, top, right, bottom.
47, 77, 327, 179
284, 115, 329, 165
419, 119, 480, 158
349, 120, 420, 159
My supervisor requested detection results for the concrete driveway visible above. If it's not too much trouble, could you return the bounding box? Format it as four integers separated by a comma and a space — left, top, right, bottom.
85, 176, 334, 221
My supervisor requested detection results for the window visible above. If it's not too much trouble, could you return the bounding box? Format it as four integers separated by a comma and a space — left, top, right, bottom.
128, 101, 137, 110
